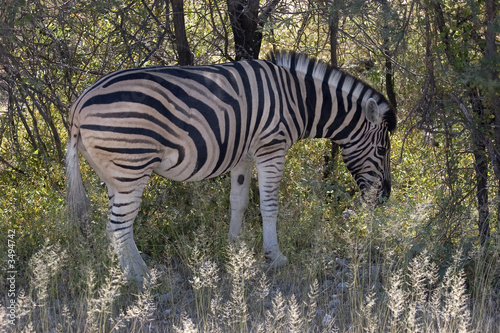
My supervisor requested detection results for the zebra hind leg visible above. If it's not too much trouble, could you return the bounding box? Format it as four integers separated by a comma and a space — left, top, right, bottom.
107, 189, 150, 284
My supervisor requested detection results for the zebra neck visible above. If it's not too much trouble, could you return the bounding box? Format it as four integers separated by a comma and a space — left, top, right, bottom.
299, 74, 363, 145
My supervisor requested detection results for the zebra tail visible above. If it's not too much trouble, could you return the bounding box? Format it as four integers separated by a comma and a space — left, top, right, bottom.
65, 128, 91, 236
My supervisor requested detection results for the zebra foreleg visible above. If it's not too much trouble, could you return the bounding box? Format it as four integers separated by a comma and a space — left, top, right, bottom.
256, 155, 289, 269
228, 159, 253, 241
106, 190, 150, 284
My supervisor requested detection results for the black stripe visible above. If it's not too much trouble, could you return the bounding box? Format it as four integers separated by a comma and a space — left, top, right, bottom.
291, 74, 308, 138
112, 227, 132, 233
232, 61, 256, 150
95, 146, 158, 155
115, 174, 149, 182
315, 77, 333, 138
117, 189, 136, 195
109, 218, 135, 224
258, 64, 277, 131
92, 111, 179, 137
111, 208, 139, 217
113, 202, 134, 207
113, 157, 161, 170
277, 65, 301, 135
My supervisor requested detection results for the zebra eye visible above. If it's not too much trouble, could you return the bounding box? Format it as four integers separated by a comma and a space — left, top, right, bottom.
377, 147, 387, 156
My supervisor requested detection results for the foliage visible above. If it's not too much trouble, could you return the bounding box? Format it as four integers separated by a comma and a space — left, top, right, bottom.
1, 0, 499, 331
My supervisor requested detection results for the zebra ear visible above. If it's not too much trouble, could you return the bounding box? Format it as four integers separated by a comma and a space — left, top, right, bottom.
365, 98, 381, 124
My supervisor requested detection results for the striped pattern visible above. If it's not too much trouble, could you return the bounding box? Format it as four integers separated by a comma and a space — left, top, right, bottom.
66, 51, 396, 282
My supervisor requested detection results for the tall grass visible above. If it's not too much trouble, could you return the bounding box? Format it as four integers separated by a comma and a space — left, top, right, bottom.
2, 211, 499, 332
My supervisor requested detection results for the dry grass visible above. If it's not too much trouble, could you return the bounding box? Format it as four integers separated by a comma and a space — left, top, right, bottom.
2, 206, 499, 332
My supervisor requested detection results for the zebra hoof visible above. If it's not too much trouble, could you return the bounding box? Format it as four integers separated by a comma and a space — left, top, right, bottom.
120, 255, 151, 287
126, 265, 151, 290
266, 252, 289, 270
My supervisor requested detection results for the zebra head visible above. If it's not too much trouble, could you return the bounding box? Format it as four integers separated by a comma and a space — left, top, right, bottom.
341, 97, 395, 206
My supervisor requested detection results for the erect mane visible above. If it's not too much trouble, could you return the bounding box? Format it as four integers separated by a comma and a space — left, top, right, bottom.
265, 51, 397, 132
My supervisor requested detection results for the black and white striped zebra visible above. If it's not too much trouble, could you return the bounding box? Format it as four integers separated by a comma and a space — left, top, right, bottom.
66, 51, 397, 282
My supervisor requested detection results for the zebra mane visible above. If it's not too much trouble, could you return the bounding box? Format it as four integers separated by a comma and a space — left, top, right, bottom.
266, 51, 397, 132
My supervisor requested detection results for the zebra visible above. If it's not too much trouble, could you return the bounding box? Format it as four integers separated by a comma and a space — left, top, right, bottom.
66, 51, 397, 283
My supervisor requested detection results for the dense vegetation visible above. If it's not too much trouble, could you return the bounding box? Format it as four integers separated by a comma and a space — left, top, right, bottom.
0, 0, 499, 331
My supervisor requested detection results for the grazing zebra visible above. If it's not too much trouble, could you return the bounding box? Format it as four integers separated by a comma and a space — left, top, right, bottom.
66, 51, 397, 283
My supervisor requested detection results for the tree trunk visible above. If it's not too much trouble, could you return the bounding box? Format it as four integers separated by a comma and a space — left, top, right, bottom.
226, 0, 279, 60
384, 47, 397, 110
171, 0, 193, 66
227, 0, 261, 60
324, 6, 340, 179
380, 0, 397, 110
484, 0, 500, 232
469, 88, 490, 244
